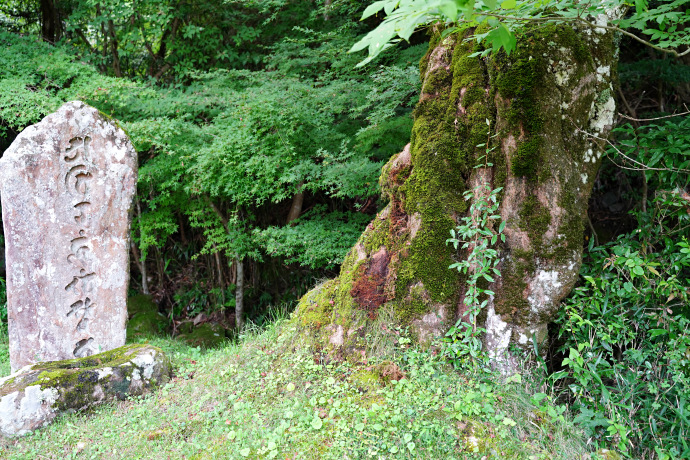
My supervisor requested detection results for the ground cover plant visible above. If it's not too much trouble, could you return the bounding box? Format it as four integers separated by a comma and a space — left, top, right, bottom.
0, 317, 593, 459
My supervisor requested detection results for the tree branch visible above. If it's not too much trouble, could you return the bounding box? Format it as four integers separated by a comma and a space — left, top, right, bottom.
74, 28, 96, 54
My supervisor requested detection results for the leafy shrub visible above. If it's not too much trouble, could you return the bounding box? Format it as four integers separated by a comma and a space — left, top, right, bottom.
554, 118, 690, 458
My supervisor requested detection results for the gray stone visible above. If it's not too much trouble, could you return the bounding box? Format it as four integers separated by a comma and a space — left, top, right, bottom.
0, 344, 170, 437
0, 101, 137, 372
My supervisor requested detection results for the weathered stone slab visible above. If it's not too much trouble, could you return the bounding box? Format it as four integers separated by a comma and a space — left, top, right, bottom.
0, 344, 171, 437
0, 101, 137, 372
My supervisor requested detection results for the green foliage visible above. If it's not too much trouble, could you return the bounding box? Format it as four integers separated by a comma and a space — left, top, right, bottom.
254, 207, 373, 269
0, 7, 424, 323
351, 0, 690, 65
444, 132, 506, 364
553, 118, 690, 458
612, 116, 690, 191
60, 0, 301, 80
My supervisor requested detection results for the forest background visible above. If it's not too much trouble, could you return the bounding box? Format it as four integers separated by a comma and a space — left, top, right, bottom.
0, 0, 689, 457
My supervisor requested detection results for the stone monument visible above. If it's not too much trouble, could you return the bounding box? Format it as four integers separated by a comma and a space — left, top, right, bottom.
0, 101, 137, 372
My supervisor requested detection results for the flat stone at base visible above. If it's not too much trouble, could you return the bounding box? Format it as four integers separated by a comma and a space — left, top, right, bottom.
0, 344, 170, 437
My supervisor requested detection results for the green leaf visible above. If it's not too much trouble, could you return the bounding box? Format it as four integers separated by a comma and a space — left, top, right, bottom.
361, 1, 389, 20
500, 0, 516, 9
531, 392, 548, 404
240, 448, 251, 457
506, 373, 522, 384
649, 329, 668, 337
502, 417, 517, 426
485, 24, 517, 54
439, 1, 459, 20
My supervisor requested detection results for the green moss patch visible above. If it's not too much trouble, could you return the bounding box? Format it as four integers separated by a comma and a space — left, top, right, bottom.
127, 311, 168, 340
127, 294, 159, 318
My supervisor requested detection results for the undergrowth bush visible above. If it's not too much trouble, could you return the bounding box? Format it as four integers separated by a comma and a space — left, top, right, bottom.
553, 117, 690, 459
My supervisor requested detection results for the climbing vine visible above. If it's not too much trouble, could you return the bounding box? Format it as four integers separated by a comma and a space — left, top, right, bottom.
444, 127, 505, 363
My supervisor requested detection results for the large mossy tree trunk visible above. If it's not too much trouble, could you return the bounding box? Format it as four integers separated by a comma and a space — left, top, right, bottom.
293, 22, 618, 367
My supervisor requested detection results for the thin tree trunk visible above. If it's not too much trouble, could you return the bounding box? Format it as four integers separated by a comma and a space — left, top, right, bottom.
75, 28, 96, 54
97, 5, 109, 71
206, 197, 245, 330
107, 19, 123, 77
133, 200, 149, 295
286, 182, 305, 224
213, 244, 225, 305
130, 240, 148, 295
235, 257, 244, 330
40, 0, 60, 43
324, 0, 332, 21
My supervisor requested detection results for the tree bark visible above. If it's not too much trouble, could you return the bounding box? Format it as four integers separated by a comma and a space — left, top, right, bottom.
293, 22, 618, 369
107, 19, 123, 78
131, 200, 149, 295
235, 257, 244, 330
286, 182, 305, 224
40, 0, 60, 43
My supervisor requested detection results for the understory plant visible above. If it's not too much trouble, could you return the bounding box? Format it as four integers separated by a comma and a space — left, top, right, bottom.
444, 129, 506, 365
553, 117, 690, 458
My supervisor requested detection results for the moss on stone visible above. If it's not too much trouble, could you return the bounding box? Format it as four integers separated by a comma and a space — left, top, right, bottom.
421, 67, 452, 94
291, 20, 614, 358
361, 218, 390, 255
394, 214, 458, 305
127, 311, 167, 340
127, 294, 158, 317
35, 344, 145, 372
418, 29, 443, 77
512, 137, 542, 177
551, 190, 586, 262
26, 344, 169, 412
295, 279, 339, 328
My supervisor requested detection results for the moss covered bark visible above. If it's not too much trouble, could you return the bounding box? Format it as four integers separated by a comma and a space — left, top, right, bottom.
292, 22, 618, 365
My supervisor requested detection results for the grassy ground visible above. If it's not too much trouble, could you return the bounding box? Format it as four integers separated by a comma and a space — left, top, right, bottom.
0, 319, 593, 459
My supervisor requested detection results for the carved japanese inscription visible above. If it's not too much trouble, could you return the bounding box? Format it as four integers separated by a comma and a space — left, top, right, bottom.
0, 101, 137, 372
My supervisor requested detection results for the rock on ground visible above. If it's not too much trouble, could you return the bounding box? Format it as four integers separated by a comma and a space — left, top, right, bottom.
0, 344, 170, 437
